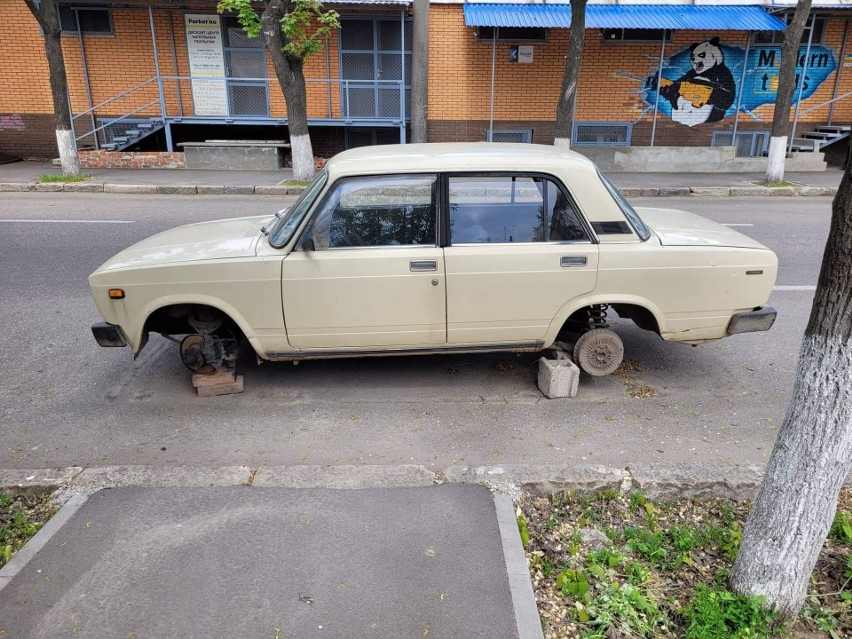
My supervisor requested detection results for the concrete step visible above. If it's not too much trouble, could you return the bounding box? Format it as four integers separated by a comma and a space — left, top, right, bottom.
124, 129, 140, 136
112, 136, 129, 143
137, 123, 154, 130
802, 132, 836, 139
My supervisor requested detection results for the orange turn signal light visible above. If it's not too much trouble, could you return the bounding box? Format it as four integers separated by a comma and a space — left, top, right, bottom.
108, 289, 125, 299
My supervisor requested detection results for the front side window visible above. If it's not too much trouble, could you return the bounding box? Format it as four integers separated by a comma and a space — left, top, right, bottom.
269, 169, 327, 247
448, 175, 588, 244
307, 174, 437, 249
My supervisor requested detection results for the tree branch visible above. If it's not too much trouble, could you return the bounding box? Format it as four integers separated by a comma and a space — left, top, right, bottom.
23, 0, 48, 31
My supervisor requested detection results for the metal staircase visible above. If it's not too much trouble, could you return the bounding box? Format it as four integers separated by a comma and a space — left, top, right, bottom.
800, 125, 852, 150
98, 118, 165, 151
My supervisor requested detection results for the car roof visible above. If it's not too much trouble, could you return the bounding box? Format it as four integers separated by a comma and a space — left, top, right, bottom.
324, 142, 599, 179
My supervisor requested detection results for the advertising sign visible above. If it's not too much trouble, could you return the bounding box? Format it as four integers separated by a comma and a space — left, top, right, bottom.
185, 14, 228, 116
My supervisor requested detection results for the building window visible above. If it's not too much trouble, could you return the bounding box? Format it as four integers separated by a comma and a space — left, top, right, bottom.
602, 29, 671, 42
476, 27, 548, 43
59, 6, 113, 35
754, 15, 824, 45
572, 122, 632, 147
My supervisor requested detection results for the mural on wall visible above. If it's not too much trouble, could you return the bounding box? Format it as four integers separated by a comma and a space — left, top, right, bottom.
641, 37, 837, 127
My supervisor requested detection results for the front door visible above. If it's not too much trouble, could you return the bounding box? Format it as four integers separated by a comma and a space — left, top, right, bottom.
339, 18, 411, 119
443, 174, 600, 345
222, 16, 269, 117
281, 174, 445, 350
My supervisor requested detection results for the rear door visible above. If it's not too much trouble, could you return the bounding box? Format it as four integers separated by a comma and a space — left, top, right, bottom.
281, 174, 445, 350
443, 174, 599, 345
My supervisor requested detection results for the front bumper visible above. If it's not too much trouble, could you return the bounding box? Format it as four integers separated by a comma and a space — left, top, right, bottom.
727, 306, 777, 335
92, 322, 128, 347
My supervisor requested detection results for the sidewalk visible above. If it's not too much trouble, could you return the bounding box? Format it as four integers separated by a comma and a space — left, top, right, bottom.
0, 159, 843, 197
0, 484, 531, 639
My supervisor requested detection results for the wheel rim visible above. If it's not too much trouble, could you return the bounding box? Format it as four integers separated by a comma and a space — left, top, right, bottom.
573, 329, 624, 377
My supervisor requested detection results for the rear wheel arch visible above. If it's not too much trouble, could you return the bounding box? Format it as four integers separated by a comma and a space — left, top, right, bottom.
547, 297, 665, 344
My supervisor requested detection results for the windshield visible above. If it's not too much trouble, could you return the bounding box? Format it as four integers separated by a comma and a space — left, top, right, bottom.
598, 172, 651, 241
269, 169, 328, 248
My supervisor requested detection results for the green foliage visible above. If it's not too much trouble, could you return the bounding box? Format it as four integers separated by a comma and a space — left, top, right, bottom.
0, 492, 47, 569
39, 173, 89, 183
517, 514, 530, 548
628, 491, 648, 514
682, 585, 783, 639
556, 568, 591, 602
829, 509, 852, 544
585, 549, 624, 569
217, 0, 340, 60
624, 528, 668, 567
626, 562, 650, 585
582, 583, 665, 639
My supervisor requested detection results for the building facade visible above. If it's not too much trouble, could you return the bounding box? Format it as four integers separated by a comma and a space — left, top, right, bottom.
1, 0, 850, 166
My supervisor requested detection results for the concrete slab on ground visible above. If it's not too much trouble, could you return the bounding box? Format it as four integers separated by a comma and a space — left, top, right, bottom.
0, 485, 521, 639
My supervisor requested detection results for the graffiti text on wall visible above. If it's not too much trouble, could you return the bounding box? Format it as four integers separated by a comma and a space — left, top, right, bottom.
642, 37, 837, 127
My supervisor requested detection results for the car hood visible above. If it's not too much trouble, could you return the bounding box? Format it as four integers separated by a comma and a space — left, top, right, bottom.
635, 207, 769, 249
94, 215, 271, 272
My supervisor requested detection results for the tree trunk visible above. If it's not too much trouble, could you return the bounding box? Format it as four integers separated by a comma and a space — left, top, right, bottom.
25, 0, 80, 175
262, 0, 315, 182
410, 0, 429, 143
729, 140, 852, 616
765, 0, 812, 183
554, 0, 587, 148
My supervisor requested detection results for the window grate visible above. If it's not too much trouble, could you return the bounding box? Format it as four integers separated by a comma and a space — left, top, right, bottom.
712, 131, 769, 157
572, 123, 631, 147
487, 130, 533, 144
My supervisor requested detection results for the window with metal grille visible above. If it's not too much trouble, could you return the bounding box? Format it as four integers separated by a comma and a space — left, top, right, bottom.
572, 123, 631, 147
602, 29, 671, 42
712, 131, 770, 158
59, 7, 112, 34
487, 130, 533, 143
476, 27, 547, 43
754, 15, 824, 45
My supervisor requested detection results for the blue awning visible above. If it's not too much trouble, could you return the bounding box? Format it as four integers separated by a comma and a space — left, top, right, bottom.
463, 4, 788, 31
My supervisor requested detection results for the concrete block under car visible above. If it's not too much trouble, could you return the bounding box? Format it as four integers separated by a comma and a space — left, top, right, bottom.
192, 367, 244, 397
537, 352, 580, 399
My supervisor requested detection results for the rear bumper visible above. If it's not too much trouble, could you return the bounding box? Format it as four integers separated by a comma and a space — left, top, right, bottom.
727, 306, 777, 335
92, 322, 128, 347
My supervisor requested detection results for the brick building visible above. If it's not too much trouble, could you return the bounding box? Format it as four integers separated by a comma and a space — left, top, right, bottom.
1, 0, 850, 168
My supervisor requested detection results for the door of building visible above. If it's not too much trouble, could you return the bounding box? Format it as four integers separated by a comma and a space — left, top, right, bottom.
222, 17, 270, 117
339, 18, 411, 120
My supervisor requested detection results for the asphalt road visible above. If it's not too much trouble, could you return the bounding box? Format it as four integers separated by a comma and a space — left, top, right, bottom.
0, 193, 831, 470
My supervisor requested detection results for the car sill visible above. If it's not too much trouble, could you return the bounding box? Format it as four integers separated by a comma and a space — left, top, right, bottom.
266, 341, 545, 360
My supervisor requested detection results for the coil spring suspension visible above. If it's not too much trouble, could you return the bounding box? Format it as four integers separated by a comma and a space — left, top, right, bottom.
588, 304, 610, 330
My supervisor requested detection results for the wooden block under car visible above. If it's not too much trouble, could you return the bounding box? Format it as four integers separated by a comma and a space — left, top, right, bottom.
192, 367, 236, 388
196, 375, 244, 398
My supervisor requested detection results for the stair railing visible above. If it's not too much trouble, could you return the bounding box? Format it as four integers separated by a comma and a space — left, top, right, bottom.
71, 77, 159, 149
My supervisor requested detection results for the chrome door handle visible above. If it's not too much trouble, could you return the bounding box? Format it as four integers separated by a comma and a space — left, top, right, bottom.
561, 256, 587, 267
410, 260, 438, 272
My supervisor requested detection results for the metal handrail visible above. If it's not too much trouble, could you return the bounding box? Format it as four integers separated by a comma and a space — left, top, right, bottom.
72, 77, 158, 121
75, 99, 160, 142
799, 90, 852, 116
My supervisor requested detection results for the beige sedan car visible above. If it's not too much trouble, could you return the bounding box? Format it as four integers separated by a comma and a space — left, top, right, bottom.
90, 143, 777, 377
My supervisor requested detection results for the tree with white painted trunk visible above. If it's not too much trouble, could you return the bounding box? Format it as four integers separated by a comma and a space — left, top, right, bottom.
218, 0, 339, 182
23, 0, 80, 175
765, 0, 812, 184
553, 0, 587, 149
729, 140, 852, 616
410, 0, 429, 143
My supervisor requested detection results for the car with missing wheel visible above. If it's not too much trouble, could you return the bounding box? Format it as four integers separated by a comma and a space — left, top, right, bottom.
89, 142, 778, 377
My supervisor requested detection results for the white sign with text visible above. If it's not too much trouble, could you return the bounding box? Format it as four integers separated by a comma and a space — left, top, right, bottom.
185, 14, 228, 116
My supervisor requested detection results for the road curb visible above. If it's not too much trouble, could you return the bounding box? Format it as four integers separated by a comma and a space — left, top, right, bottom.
494, 493, 545, 639
0, 493, 88, 594
0, 182, 838, 197
0, 463, 770, 502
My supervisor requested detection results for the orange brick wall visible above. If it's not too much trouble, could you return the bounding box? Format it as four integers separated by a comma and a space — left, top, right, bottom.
2, 0, 851, 156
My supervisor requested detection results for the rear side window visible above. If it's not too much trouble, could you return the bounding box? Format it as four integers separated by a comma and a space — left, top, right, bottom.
599, 172, 651, 241
448, 175, 588, 244
307, 174, 437, 249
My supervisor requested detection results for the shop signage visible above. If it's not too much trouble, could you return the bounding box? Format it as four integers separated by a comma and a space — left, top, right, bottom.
185, 14, 228, 116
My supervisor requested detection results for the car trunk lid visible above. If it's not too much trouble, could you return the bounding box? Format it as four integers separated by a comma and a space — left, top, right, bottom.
635, 207, 769, 249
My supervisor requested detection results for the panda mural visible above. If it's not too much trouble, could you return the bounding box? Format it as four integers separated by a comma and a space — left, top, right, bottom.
658, 37, 736, 127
